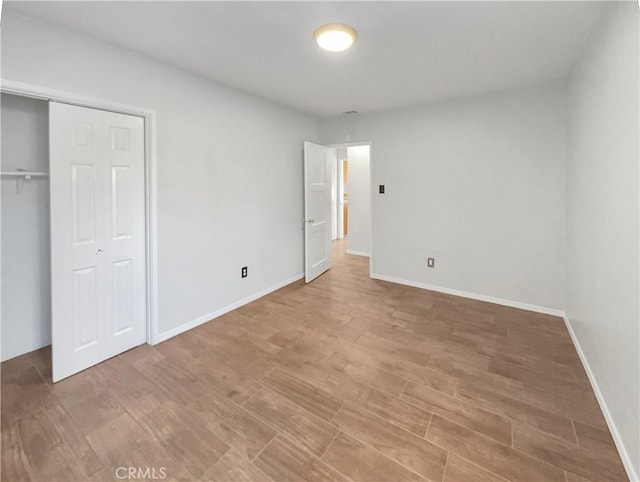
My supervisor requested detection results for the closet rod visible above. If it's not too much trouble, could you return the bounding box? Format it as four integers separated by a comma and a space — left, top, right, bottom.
1, 171, 49, 177
1, 171, 50, 193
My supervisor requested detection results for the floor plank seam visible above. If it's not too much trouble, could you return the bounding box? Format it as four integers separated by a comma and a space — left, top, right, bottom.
424, 413, 434, 440
498, 423, 601, 480
571, 419, 579, 445
400, 378, 410, 396
345, 399, 450, 451
425, 411, 576, 474
329, 426, 437, 482
329, 402, 345, 425
440, 450, 450, 482
318, 429, 342, 460
510, 422, 514, 448
250, 432, 278, 463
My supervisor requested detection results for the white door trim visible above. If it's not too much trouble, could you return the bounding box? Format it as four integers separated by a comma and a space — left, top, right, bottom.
327, 141, 373, 279
337, 155, 344, 240
1, 78, 160, 345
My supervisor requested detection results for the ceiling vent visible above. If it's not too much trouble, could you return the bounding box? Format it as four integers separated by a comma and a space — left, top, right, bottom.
341, 110, 358, 115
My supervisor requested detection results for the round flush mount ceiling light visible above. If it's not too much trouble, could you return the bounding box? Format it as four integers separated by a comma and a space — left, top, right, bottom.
314, 24, 357, 52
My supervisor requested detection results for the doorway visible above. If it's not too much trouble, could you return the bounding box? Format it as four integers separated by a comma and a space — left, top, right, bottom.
343, 159, 348, 236
332, 144, 371, 258
303, 140, 372, 283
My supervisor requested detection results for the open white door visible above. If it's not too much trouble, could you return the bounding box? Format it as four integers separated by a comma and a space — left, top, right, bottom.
303, 141, 334, 282
50, 102, 146, 382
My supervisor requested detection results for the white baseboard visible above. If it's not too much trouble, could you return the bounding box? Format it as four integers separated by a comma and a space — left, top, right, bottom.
155, 273, 304, 344
370, 273, 564, 316
562, 313, 638, 482
346, 250, 370, 257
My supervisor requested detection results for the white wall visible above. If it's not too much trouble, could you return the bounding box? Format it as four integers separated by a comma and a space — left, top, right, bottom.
1, 94, 51, 360
566, 3, 639, 479
346, 145, 371, 256
323, 83, 567, 311
1, 11, 321, 341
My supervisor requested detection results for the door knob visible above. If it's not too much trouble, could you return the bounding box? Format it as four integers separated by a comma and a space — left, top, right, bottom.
303, 218, 315, 223
96, 248, 104, 255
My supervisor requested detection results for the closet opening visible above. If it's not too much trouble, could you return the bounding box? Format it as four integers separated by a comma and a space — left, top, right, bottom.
1, 86, 158, 382
1, 94, 51, 362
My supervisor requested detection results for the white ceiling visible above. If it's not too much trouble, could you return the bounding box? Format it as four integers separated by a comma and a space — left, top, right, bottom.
6, 1, 605, 117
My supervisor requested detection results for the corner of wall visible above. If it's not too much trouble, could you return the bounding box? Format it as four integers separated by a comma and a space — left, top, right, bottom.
562, 312, 639, 482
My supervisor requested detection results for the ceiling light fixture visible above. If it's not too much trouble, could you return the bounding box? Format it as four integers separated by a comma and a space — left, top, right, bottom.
314, 24, 357, 52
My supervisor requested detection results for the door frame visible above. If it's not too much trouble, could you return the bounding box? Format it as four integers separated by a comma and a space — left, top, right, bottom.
1, 79, 160, 344
327, 141, 373, 278
338, 154, 345, 239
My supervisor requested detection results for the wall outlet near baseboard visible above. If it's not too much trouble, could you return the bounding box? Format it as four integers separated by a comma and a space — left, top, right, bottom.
241, 266, 248, 278
427, 258, 435, 268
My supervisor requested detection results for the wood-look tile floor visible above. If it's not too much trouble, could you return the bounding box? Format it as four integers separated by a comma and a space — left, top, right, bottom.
2, 239, 628, 482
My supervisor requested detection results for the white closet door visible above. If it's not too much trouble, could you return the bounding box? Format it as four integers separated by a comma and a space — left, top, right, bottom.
50, 102, 146, 382
101, 111, 146, 358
